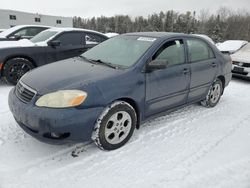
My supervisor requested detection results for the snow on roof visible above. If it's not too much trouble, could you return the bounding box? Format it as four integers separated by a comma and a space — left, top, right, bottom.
47, 27, 106, 36
217, 40, 248, 53
192, 34, 215, 45
0, 25, 50, 38
105, 33, 119, 38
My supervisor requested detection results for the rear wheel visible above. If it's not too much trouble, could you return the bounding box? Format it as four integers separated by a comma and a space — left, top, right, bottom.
201, 79, 223, 108
92, 101, 137, 151
3, 58, 34, 85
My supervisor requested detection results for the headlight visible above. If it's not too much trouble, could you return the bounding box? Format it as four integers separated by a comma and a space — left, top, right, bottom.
35, 90, 87, 108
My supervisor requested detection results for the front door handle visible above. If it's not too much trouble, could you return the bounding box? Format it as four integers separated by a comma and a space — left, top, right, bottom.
183, 68, 190, 75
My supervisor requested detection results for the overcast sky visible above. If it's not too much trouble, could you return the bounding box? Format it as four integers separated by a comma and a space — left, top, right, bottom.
1, 0, 250, 18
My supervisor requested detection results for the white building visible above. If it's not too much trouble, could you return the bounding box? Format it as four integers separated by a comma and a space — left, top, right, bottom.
0, 9, 73, 29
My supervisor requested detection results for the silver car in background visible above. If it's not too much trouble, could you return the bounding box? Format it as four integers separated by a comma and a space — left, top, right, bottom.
231, 43, 250, 80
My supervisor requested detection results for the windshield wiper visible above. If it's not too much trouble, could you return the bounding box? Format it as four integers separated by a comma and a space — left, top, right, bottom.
78, 56, 118, 69
78, 55, 95, 64
88, 59, 118, 69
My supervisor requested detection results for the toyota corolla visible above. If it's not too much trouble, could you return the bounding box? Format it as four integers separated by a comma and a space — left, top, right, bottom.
8, 32, 232, 150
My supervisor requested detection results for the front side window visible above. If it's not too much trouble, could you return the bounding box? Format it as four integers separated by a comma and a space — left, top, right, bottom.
187, 39, 215, 62
30, 30, 59, 43
83, 35, 155, 68
153, 39, 185, 66
55, 32, 85, 45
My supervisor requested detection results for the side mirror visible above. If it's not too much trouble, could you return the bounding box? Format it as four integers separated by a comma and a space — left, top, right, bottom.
146, 59, 168, 72
14, 34, 21, 40
48, 40, 61, 47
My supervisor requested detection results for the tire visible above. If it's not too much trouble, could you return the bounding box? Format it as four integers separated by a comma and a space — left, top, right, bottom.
92, 101, 137, 151
201, 79, 223, 108
3, 58, 34, 85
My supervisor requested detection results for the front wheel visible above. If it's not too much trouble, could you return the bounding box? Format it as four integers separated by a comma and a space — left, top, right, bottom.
92, 101, 137, 151
201, 79, 223, 108
3, 58, 34, 85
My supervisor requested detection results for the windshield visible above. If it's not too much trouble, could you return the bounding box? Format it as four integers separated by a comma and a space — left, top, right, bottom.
82, 35, 156, 68
239, 43, 250, 52
30, 30, 59, 43
0, 26, 22, 38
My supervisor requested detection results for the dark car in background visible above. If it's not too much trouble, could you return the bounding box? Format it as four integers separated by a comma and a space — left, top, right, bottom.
0, 27, 108, 84
8, 32, 232, 151
0, 25, 50, 41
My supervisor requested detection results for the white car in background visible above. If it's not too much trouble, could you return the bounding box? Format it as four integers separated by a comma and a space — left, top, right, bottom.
0, 25, 50, 41
0, 29, 5, 33
231, 43, 250, 80
217, 40, 248, 54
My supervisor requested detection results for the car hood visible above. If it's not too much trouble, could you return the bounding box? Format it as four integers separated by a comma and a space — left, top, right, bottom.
217, 40, 248, 54
231, 51, 250, 64
21, 57, 123, 94
0, 39, 35, 49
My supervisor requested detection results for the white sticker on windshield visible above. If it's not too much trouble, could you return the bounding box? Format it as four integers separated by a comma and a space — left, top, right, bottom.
137, 37, 156, 42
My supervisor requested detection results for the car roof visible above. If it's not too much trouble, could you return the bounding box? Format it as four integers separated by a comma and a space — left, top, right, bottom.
123, 32, 186, 38
47, 27, 107, 36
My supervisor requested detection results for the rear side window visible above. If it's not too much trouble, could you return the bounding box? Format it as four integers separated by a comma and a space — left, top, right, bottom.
153, 39, 185, 66
187, 39, 215, 62
85, 33, 107, 44
56, 32, 85, 45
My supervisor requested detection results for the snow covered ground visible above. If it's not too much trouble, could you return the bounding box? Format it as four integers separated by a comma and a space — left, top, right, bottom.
0, 78, 250, 188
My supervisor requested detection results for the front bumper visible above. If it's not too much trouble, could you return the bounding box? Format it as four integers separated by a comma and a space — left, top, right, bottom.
8, 88, 104, 144
232, 65, 250, 80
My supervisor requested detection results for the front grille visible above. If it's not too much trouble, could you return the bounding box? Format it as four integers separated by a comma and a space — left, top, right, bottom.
233, 61, 250, 68
15, 81, 37, 103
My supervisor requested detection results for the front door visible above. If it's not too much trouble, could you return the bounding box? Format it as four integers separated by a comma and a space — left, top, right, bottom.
145, 39, 191, 117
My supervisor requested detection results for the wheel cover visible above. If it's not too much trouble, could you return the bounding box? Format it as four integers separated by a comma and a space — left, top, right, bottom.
210, 83, 221, 104
104, 111, 132, 145
8, 62, 32, 83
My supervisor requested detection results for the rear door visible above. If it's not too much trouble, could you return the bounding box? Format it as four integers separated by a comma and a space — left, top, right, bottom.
145, 39, 191, 117
185, 38, 218, 102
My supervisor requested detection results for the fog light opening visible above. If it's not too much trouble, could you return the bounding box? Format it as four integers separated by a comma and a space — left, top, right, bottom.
43, 132, 70, 140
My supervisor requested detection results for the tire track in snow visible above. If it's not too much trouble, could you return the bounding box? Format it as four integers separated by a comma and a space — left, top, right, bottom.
153, 115, 250, 187
183, 157, 250, 188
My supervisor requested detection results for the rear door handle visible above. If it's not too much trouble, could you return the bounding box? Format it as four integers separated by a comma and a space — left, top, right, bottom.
211, 62, 217, 67
183, 68, 190, 75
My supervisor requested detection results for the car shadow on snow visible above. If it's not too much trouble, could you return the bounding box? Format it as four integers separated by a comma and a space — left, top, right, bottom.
232, 76, 250, 83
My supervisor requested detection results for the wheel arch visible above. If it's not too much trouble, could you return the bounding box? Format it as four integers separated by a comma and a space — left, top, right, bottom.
217, 75, 225, 94
116, 97, 141, 129
2, 55, 37, 74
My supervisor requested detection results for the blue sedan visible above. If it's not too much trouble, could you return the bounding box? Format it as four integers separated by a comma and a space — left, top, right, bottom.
8, 32, 232, 150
